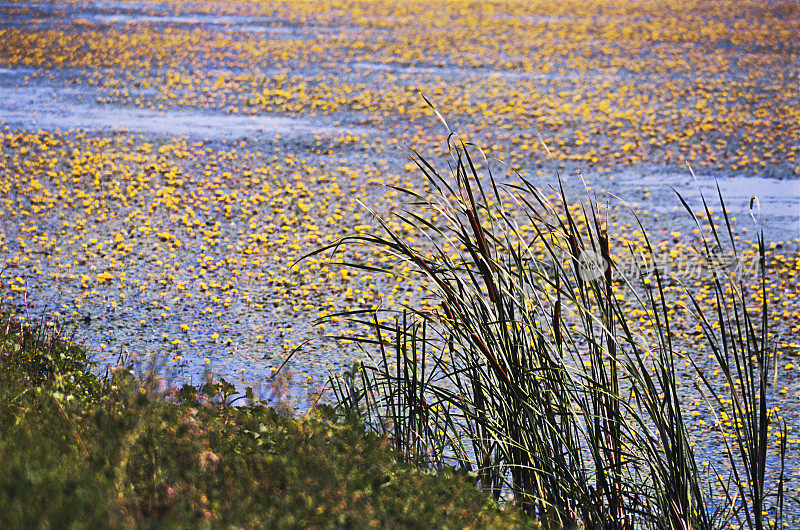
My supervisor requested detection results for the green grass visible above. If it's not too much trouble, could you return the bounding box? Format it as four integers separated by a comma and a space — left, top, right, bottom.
0, 313, 531, 528
314, 130, 790, 529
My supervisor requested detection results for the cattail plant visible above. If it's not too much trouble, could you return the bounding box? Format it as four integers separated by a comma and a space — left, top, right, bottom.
312, 124, 787, 529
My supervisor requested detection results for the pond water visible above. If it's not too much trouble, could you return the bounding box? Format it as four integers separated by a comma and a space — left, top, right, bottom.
0, 2, 798, 521
0, 83, 371, 139
0, 0, 797, 429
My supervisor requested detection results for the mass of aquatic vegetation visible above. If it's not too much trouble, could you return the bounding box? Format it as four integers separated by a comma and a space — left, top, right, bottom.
319, 137, 795, 528
0, 0, 798, 527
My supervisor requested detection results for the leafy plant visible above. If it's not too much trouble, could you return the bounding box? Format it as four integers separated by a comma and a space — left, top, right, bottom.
0, 309, 528, 528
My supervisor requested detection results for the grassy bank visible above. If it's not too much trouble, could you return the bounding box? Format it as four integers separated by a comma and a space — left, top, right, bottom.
0, 313, 530, 528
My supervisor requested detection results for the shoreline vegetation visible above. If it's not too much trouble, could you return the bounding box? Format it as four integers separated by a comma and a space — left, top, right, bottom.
311, 136, 792, 528
0, 308, 531, 528
2, 136, 795, 528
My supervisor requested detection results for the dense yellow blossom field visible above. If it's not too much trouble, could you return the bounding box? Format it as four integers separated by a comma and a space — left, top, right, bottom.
0, 0, 797, 412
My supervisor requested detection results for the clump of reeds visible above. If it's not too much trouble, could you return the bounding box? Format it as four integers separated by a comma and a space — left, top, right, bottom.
319, 131, 787, 529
